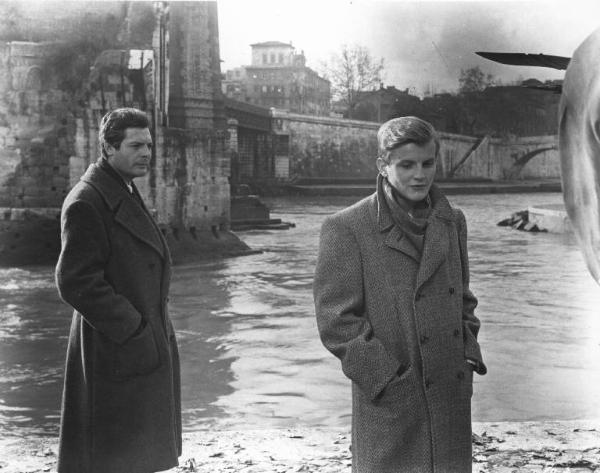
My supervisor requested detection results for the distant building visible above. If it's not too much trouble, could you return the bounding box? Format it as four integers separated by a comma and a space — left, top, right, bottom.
222, 41, 330, 115
353, 85, 421, 122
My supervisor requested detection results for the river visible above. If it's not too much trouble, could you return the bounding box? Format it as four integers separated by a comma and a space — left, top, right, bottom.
0, 192, 599, 438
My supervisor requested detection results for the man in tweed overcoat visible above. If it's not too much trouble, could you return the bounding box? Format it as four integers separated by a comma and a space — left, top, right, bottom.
55, 108, 181, 473
314, 116, 486, 473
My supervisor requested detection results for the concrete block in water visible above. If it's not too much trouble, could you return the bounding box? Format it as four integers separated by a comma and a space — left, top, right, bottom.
528, 203, 572, 233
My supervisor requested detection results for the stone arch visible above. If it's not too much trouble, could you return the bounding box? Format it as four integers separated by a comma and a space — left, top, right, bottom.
507, 146, 556, 179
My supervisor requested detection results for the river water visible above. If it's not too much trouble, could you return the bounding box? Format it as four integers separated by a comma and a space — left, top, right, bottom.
1, 192, 599, 438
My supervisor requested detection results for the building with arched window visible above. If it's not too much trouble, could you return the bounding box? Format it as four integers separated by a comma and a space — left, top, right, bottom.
223, 41, 330, 116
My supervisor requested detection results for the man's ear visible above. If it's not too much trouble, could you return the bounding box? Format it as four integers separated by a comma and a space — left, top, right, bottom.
104, 142, 115, 158
376, 157, 388, 174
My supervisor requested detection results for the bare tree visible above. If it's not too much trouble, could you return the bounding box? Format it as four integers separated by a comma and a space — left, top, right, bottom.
458, 66, 495, 94
323, 44, 384, 118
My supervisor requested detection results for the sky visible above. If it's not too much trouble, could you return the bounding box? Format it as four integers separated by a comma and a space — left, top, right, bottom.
217, 0, 600, 95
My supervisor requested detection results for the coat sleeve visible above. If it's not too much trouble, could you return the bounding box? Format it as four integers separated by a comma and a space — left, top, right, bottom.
314, 215, 402, 400
55, 198, 142, 344
456, 209, 487, 375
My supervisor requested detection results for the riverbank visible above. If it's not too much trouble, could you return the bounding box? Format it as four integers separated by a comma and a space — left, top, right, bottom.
2, 420, 598, 473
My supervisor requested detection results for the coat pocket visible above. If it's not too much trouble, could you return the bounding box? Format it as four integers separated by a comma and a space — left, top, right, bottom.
373, 365, 413, 407
113, 322, 160, 379
95, 322, 161, 380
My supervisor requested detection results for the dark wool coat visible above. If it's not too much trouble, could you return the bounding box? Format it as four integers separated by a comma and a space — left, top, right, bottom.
55, 162, 181, 473
314, 181, 486, 473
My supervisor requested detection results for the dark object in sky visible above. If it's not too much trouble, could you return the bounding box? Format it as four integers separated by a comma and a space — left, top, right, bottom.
475, 52, 571, 70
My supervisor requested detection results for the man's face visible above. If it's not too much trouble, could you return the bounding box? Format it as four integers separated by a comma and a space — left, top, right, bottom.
377, 140, 437, 203
105, 127, 152, 182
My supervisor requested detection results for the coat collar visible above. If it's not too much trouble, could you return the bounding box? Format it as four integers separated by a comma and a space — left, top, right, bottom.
80, 162, 166, 259
375, 174, 454, 288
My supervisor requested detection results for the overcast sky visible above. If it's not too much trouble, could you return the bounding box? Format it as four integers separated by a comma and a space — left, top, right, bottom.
217, 0, 600, 95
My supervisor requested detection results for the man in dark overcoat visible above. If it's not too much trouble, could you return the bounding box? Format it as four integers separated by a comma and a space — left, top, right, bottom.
55, 108, 181, 473
314, 116, 486, 473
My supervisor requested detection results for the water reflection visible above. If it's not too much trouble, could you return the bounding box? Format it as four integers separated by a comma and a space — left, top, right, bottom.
0, 267, 67, 436
169, 261, 238, 430
451, 193, 600, 422
0, 193, 599, 439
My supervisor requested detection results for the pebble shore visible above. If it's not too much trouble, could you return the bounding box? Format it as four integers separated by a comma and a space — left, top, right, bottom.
1, 420, 598, 473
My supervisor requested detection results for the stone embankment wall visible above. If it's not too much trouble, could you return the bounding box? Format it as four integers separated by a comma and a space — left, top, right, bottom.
440, 132, 559, 180
272, 110, 379, 178
272, 110, 560, 180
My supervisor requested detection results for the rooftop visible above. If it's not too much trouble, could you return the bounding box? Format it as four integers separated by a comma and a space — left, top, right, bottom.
250, 41, 293, 48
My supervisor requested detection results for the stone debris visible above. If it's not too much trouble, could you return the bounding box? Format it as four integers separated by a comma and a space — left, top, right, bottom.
471, 421, 600, 473
0, 421, 598, 473
497, 210, 548, 232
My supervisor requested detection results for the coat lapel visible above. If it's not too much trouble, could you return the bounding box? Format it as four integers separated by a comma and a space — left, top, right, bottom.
114, 199, 165, 258
81, 163, 165, 259
132, 182, 172, 265
375, 177, 455, 287
415, 214, 450, 289
384, 225, 421, 262
376, 174, 423, 263
416, 185, 454, 290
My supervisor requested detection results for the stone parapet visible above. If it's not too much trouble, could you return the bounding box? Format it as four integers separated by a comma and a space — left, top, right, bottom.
271, 108, 378, 131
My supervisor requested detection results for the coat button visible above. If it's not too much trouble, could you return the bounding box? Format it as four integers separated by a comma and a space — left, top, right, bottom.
425, 378, 432, 388
148, 262, 156, 269
415, 292, 423, 301
449, 287, 455, 295
453, 328, 460, 337
457, 370, 465, 380
420, 334, 429, 344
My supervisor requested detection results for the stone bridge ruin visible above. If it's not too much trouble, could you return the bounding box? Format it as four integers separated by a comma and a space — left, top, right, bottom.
0, 1, 249, 265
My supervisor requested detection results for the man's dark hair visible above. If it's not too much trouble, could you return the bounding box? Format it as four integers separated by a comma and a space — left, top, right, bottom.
99, 108, 150, 158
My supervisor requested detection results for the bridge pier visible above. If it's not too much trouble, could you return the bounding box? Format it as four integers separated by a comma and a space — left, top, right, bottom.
0, 2, 251, 266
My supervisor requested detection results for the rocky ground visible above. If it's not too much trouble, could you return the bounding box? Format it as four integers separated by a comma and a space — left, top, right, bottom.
1, 420, 598, 473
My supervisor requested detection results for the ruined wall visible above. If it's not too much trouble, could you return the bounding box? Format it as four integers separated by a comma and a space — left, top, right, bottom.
65, 2, 233, 234
0, 2, 247, 265
272, 109, 560, 180
151, 127, 230, 231
0, 41, 75, 208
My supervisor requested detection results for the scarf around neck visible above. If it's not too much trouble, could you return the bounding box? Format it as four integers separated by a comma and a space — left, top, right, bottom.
381, 176, 432, 256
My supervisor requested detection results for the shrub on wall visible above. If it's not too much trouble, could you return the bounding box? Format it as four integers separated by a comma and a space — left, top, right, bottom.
290, 135, 377, 178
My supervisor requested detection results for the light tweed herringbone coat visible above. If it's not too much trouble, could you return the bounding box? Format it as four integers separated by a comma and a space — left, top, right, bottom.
314, 179, 486, 473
